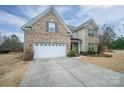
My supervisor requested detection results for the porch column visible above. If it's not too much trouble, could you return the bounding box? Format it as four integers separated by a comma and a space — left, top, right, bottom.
78, 42, 81, 54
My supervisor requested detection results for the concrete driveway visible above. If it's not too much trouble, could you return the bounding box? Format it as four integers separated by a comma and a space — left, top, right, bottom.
21, 57, 124, 87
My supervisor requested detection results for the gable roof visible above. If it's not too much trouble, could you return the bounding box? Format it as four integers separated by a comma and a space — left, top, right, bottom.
67, 19, 97, 32
21, 7, 72, 33
75, 19, 97, 31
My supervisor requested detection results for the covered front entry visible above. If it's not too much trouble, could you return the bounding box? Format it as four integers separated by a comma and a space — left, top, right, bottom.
33, 43, 66, 59
71, 38, 82, 54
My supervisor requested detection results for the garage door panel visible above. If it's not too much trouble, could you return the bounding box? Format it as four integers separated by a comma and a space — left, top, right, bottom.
33, 43, 66, 59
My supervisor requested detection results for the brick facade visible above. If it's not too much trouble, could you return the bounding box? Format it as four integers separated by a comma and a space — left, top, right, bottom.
23, 11, 71, 60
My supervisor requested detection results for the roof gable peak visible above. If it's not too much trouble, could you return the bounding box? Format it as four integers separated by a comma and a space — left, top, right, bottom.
21, 7, 71, 33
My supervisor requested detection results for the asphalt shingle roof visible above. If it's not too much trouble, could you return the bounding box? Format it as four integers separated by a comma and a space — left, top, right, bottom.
67, 19, 96, 32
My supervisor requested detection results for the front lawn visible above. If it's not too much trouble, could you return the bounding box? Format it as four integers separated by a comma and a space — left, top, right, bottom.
79, 50, 124, 73
0, 53, 31, 87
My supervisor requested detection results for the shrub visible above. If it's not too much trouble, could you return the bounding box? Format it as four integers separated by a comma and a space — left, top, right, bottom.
97, 49, 100, 54
80, 51, 88, 55
68, 50, 77, 57
0, 48, 10, 54
92, 51, 97, 54
87, 50, 97, 54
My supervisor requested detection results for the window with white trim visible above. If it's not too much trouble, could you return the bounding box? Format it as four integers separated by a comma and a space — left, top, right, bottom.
48, 22, 56, 32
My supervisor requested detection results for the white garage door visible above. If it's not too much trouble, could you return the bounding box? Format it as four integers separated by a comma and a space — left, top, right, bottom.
33, 43, 66, 59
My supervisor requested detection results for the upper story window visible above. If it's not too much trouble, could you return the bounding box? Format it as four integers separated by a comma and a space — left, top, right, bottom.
88, 30, 94, 37
48, 22, 56, 32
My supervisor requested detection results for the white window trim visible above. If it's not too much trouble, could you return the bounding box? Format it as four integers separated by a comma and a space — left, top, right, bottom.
48, 22, 56, 32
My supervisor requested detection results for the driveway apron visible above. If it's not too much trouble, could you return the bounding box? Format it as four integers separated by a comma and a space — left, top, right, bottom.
21, 57, 124, 87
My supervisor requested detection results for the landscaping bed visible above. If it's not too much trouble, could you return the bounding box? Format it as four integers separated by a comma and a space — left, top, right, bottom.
88, 54, 112, 57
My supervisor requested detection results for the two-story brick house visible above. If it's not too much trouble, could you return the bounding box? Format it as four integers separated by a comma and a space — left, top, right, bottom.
21, 7, 98, 60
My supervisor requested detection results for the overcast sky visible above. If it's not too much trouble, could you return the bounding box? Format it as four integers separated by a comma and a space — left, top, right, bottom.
0, 5, 124, 42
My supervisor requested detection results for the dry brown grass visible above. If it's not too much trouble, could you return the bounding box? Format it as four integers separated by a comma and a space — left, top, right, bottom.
0, 53, 31, 87
79, 50, 124, 73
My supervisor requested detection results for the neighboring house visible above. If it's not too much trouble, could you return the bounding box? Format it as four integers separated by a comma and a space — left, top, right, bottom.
21, 7, 98, 60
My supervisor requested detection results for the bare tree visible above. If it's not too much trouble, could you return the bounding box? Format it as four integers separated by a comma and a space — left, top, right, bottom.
98, 22, 116, 53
